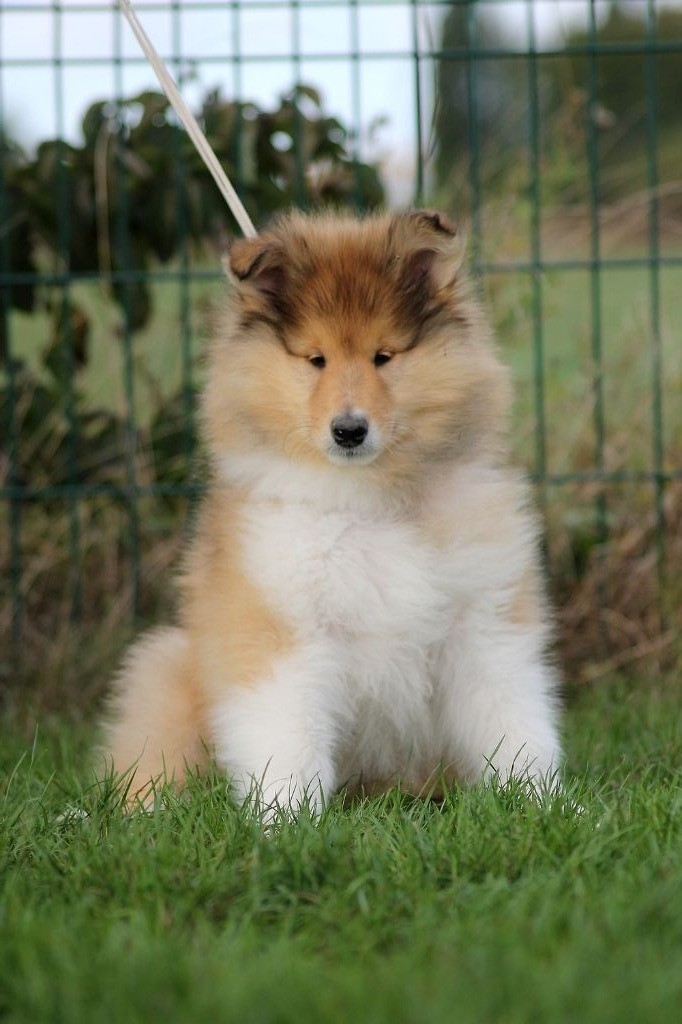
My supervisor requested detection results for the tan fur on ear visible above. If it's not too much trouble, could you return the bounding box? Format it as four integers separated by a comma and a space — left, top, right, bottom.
391, 209, 466, 294
404, 209, 459, 239
225, 236, 265, 280
223, 235, 287, 304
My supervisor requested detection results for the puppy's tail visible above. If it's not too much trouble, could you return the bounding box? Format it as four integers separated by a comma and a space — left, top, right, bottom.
99, 627, 207, 803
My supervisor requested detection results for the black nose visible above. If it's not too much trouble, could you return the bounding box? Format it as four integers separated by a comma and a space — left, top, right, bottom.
331, 415, 369, 449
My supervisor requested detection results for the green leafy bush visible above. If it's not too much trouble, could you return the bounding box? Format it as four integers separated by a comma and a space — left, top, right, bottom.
1, 85, 384, 493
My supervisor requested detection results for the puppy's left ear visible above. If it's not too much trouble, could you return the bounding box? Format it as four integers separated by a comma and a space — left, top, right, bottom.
391, 209, 465, 295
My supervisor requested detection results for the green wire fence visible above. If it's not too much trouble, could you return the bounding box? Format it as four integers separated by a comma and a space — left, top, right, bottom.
1, 0, 680, 679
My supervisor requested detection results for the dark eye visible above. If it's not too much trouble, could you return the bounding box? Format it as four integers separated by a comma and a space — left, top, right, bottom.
373, 351, 393, 367
309, 354, 326, 369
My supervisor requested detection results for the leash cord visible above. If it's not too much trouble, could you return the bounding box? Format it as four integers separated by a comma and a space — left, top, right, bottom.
118, 0, 258, 239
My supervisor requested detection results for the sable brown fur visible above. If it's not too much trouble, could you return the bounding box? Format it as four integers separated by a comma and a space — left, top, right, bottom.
101, 209, 559, 808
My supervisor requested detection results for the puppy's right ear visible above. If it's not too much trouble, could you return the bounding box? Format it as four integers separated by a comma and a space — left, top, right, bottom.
223, 235, 286, 306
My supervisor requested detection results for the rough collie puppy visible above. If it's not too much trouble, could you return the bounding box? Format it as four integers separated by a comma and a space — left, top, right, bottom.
102, 209, 561, 814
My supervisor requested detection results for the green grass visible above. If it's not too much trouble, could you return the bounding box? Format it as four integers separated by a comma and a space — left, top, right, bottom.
11, 273, 221, 426
489, 262, 682, 475
2, 678, 682, 1024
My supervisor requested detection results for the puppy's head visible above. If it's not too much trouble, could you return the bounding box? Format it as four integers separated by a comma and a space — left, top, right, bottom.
204, 210, 510, 482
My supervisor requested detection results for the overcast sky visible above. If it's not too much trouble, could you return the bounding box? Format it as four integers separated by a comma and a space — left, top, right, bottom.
1, 1, 680, 201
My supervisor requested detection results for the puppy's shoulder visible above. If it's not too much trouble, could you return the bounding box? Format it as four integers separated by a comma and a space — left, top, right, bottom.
421, 459, 539, 553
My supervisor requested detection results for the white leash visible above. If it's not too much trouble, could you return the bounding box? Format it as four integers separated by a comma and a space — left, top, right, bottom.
117, 0, 258, 239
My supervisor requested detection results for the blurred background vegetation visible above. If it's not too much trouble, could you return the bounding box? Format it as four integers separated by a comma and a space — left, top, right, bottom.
436, 3, 682, 209
1, 0, 680, 706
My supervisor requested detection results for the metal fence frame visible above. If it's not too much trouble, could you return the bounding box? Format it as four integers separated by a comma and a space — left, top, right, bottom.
1, 0, 680, 665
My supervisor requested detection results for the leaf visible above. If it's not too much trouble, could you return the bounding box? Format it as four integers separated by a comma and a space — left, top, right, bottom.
112, 278, 151, 333
292, 84, 322, 108
150, 387, 198, 490
42, 301, 90, 385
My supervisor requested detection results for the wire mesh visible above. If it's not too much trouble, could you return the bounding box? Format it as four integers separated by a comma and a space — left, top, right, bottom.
1, 0, 680, 674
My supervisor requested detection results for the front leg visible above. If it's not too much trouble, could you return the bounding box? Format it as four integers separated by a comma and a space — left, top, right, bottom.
436, 606, 562, 790
209, 645, 343, 819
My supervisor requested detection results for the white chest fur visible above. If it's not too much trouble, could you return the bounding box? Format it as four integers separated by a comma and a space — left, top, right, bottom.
212, 457, 557, 800
239, 499, 455, 781
242, 502, 449, 643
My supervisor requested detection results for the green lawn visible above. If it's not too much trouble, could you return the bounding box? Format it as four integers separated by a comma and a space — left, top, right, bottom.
2, 677, 681, 1024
